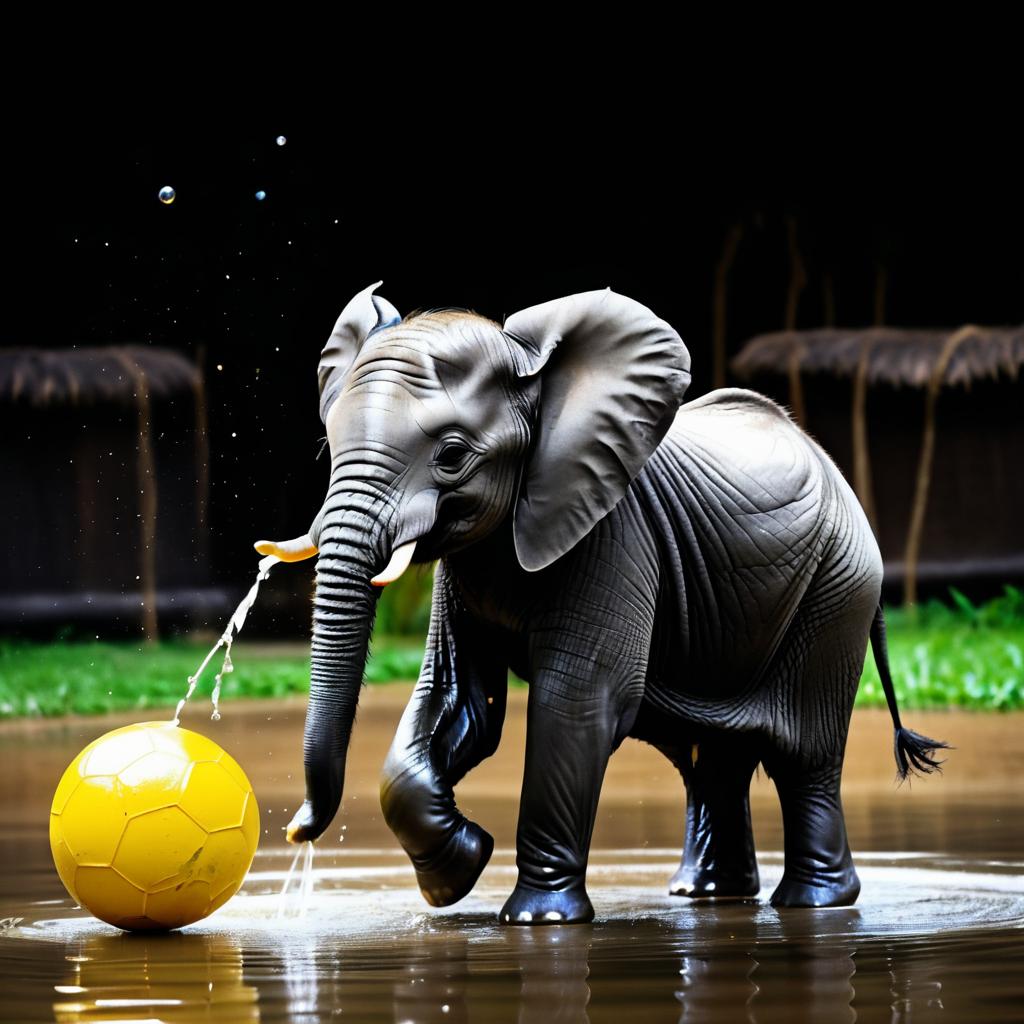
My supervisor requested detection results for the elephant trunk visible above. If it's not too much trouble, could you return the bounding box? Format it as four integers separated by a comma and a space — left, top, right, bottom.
285, 497, 384, 844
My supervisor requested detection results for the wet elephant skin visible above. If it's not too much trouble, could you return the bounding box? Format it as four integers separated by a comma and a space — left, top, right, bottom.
277, 282, 948, 924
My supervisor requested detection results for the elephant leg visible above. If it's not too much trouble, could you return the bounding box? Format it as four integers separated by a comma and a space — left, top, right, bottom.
661, 735, 761, 899
762, 569, 875, 909
380, 568, 508, 908
500, 665, 643, 926
766, 757, 859, 907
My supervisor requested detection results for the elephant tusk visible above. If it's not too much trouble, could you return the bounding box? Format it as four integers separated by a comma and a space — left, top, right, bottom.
254, 534, 319, 562
371, 540, 417, 587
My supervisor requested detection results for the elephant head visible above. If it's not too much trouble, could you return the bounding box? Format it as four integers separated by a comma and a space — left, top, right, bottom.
261, 281, 691, 843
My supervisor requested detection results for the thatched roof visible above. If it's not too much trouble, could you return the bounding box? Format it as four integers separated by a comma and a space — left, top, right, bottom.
0, 346, 201, 407
731, 326, 1024, 388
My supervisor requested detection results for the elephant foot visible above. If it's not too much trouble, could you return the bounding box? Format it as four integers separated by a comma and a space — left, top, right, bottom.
770, 864, 860, 908
499, 883, 594, 925
668, 862, 760, 899
413, 819, 494, 908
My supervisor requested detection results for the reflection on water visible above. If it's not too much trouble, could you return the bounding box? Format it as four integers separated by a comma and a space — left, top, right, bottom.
52, 931, 259, 1022
1, 696, 1022, 1022
6, 849, 1021, 1023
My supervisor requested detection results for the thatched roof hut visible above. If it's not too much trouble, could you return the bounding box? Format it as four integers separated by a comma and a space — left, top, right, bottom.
731, 326, 1024, 604
732, 326, 1024, 389
0, 346, 219, 639
0, 345, 202, 407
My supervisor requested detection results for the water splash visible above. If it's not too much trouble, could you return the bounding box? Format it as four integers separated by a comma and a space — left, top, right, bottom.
276, 845, 302, 918
172, 553, 280, 725
300, 842, 316, 917
278, 841, 316, 919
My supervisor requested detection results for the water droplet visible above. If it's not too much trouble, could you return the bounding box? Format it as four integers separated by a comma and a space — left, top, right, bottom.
255, 190, 267, 201
158, 186, 176, 205
276, 135, 287, 146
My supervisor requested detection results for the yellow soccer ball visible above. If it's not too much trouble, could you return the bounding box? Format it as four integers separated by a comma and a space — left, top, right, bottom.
49, 721, 260, 931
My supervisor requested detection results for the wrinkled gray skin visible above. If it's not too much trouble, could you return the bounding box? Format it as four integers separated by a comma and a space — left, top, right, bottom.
278, 282, 943, 925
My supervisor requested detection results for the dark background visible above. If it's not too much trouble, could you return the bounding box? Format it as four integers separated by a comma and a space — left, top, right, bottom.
4, 124, 1022, 630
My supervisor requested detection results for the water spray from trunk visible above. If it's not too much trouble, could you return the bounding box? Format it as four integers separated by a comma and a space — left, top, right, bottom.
172, 552, 281, 725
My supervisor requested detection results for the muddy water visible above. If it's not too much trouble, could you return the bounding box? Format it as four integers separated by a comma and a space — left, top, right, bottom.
1, 684, 1022, 1022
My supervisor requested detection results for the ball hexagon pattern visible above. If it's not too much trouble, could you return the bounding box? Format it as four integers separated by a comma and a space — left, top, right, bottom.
49, 721, 260, 930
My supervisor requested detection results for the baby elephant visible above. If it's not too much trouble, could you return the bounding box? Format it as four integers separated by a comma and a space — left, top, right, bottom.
261, 282, 949, 923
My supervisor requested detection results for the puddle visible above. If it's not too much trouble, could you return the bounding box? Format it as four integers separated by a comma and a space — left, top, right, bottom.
2, 692, 1022, 1021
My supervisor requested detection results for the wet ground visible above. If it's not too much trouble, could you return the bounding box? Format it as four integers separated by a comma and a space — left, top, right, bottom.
1, 682, 1022, 1022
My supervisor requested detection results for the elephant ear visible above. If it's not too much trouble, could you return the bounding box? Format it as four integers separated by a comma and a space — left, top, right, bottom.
318, 280, 401, 424
503, 288, 691, 572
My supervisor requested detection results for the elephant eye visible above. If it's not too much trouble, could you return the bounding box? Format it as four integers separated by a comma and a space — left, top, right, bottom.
433, 439, 471, 470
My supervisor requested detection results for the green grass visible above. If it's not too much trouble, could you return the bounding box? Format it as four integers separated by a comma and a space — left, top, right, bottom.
855, 587, 1024, 711
1, 588, 1022, 719
0, 636, 424, 720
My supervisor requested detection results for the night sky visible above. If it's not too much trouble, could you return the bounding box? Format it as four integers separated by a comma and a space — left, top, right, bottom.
5, 125, 1022, 607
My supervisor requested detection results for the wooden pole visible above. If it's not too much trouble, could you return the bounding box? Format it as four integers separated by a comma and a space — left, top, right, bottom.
786, 342, 807, 427
784, 216, 807, 332
114, 349, 159, 643
874, 262, 888, 326
851, 337, 878, 534
712, 223, 743, 390
902, 326, 976, 609
785, 217, 807, 426
848, 256, 884, 533
822, 271, 836, 327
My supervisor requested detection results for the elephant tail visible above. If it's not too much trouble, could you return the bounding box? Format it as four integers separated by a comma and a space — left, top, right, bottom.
869, 603, 953, 783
